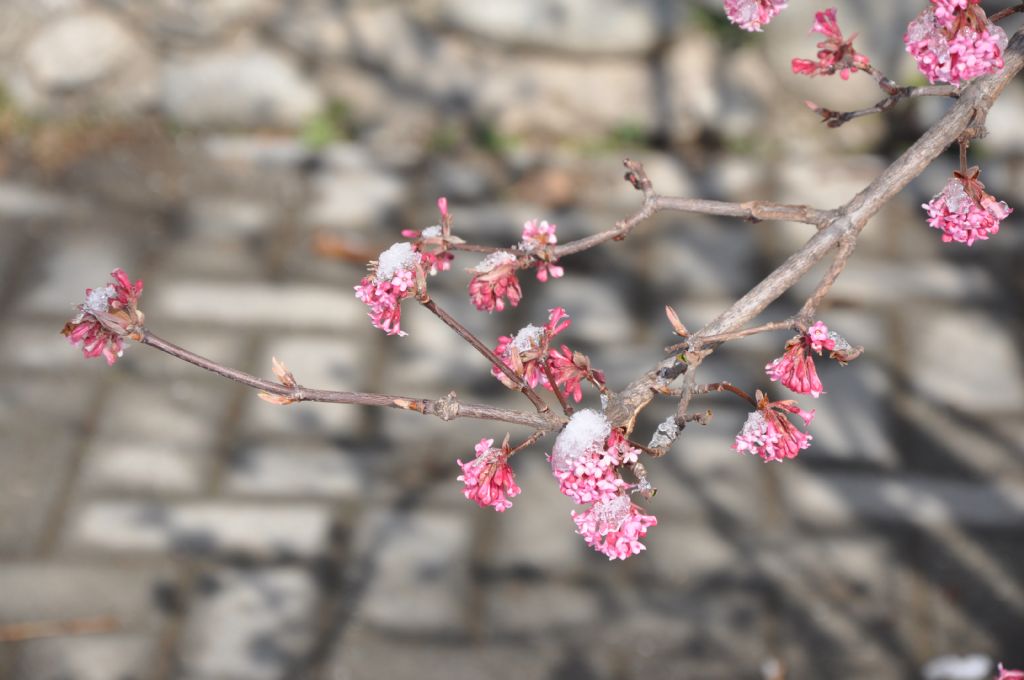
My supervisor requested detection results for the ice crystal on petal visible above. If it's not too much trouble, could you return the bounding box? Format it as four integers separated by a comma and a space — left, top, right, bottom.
83, 286, 115, 316
905, 2, 1006, 85
421, 225, 443, 238
572, 499, 658, 560
552, 409, 610, 473
591, 495, 633, 534
733, 399, 814, 463
473, 251, 518, 273
63, 269, 144, 366
512, 324, 544, 353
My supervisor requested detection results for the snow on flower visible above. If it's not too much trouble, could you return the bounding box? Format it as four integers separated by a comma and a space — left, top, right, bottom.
491, 307, 571, 390
904, 1, 1007, 85
724, 0, 788, 32
518, 218, 564, 283
355, 242, 423, 336
550, 413, 655, 559
791, 8, 871, 80
765, 321, 858, 398
923, 170, 1012, 246
468, 251, 522, 312
733, 395, 815, 463
62, 268, 144, 366
457, 438, 521, 512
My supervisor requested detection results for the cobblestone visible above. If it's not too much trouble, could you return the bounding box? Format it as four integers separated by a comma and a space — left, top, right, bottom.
225, 442, 363, 499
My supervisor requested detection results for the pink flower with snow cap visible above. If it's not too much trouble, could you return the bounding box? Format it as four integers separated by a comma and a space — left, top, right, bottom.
468, 251, 522, 312
765, 320, 859, 398
923, 168, 1012, 246
491, 307, 571, 390
355, 242, 424, 336
905, 0, 1008, 85
724, 0, 788, 32
733, 391, 815, 463
791, 8, 871, 80
400, 196, 456, 275
518, 218, 564, 282
62, 268, 144, 365
457, 438, 521, 512
549, 410, 655, 559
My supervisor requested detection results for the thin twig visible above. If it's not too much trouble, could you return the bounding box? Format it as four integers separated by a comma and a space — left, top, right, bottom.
990, 3, 1024, 23
418, 297, 550, 413
509, 430, 546, 456
797, 235, 857, 322
541, 361, 574, 416
674, 320, 796, 352
140, 330, 563, 430
693, 382, 757, 406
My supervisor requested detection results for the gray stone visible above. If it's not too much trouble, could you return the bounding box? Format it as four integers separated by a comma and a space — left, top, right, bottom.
179, 568, 317, 680
435, 0, 682, 55
483, 582, 600, 635
13, 634, 157, 680
108, 0, 276, 41
271, 1, 353, 59
161, 45, 322, 127
0, 182, 68, 219
0, 562, 170, 625
781, 469, 1024, 529
526, 276, 634, 345
13, 11, 155, 114
643, 218, 758, 299
80, 442, 208, 495
149, 279, 367, 331
905, 308, 1024, 412
349, 509, 472, 633
66, 500, 332, 557
202, 134, 313, 168
186, 197, 275, 238
302, 168, 406, 230
226, 443, 362, 499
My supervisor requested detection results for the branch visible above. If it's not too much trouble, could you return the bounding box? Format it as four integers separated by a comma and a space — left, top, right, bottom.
604, 26, 1024, 431
139, 330, 564, 430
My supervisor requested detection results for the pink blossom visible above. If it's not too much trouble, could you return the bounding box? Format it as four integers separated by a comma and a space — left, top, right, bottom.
724, 0, 788, 32
923, 170, 1012, 246
355, 242, 423, 336
547, 345, 604, 403
468, 251, 522, 312
519, 218, 565, 282
733, 396, 815, 463
62, 268, 144, 365
791, 8, 871, 80
457, 438, 521, 512
998, 664, 1024, 680
905, 2, 1007, 85
765, 320, 857, 398
491, 307, 571, 390
572, 495, 658, 560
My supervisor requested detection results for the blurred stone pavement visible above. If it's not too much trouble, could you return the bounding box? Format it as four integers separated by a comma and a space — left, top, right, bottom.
1, 1, 1023, 679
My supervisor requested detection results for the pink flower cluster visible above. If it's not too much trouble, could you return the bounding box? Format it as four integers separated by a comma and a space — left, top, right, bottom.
401, 198, 455, 276
923, 172, 1012, 246
724, 0, 788, 32
733, 396, 815, 463
457, 438, 521, 512
550, 410, 656, 560
62, 268, 144, 365
519, 218, 564, 283
998, 664, 1024, 680
468, 251, 522, 312
354, 242, 422, 336
491, 307, 571, 390
765, 321, 857, 397
491, 308, 603, 403
904, 0, 1008, 85
791, 8, 871, 80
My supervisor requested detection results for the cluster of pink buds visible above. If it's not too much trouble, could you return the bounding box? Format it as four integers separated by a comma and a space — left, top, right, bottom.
62, 268, 144, 365
733, 391, 815, 463
401, 197, 455, 275
518, 218, 564, 282
791, 8, 871, 80
904, 0, 1008, 85
724, 0, 788, 32
491, 307, 571, 390
457, 437, 522, 512
550, 410, 657, 560
923, 169, 1013, 246
467, 251, 523, 312
354, 242, 424, 336
765, 320, 859, 397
